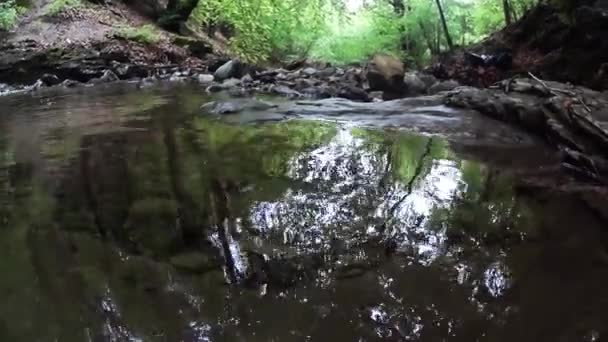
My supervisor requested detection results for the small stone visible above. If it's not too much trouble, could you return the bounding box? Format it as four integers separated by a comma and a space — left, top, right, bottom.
60, 79, 81, 88
29, 79, 45, 91
196, 74, 214, 84
241, 73, 253, 83
222, 78, 242, 88
270, 84, 301, 98
302, 67, 318, 76
40, 73, 61, 86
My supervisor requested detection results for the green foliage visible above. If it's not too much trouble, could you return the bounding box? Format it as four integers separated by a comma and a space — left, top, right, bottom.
183, 0, 539, 65
311, 3, 403, 64
45, 0, 81, 16
0, 0, 25, 30
189, 0, 328, 63
116, 24, 161, 44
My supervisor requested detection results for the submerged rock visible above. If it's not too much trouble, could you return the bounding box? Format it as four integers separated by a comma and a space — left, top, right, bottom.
201, 98, 278, 114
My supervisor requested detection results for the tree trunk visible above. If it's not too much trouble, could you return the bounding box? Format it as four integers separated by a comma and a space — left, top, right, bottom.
503, 0, 513, 25
434, 0, 453, 51
418, 21, 437, 54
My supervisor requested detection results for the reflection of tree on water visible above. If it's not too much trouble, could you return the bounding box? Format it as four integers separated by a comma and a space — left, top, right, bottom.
1, 104, 608, 341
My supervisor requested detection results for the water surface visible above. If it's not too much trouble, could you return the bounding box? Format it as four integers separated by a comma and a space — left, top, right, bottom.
1, 83, 607, 342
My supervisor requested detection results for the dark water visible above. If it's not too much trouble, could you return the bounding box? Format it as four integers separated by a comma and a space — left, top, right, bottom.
1, 83, 607, 342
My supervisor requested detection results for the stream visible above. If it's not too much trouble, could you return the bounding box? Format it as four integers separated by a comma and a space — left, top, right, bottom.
1, 82, 607, 341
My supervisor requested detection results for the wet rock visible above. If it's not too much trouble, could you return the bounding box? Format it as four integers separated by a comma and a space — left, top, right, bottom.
302, 67, 318, 76
300, 86, 334, 99
369, 91, 384, 101
222, 78, 242, 88
40, 73, 61, 86
169, 72, 186, 82
196, 73, 214, 84
294, 78, 317, 90
0, 83, 11, 94
270, 84, 302, 98
170, 252, 217, 273
29, 79, 45, 91
338, 85, 370, 102
241, 73, 254, 84
403, 71, 427, 96
201, 98, 278, 115
90, 70, 119, 84
429, 80, 460, 94
366, 54, 405, 94
60, 79, 81, 88
115, 64, 149, 79
214, 59, 244, 81
205, 78, 242, 93
419, 73, 439, 89
137, 77, 156, 89
255, 69, 280, 83
206, 84, 224, 93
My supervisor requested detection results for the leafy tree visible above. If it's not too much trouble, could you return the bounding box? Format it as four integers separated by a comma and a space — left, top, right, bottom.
0, 0, 25, 30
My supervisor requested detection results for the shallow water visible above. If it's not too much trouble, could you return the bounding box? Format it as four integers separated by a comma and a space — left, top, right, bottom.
1, 82, 608, 341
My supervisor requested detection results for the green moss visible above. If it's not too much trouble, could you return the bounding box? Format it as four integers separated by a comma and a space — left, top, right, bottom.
116, 25, 161, 45
45, 0, 81, 16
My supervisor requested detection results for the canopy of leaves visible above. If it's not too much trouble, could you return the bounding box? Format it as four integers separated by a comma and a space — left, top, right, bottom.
184, 0, 536, 65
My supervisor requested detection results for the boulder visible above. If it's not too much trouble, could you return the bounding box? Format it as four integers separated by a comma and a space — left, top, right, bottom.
366, 54, 405, 94
196, 74, 214, 84
91, 70, 119, 84
270, 84, 302, 98
429, 80, 460, 94
403, 72, 427, 96
338, 85, 370, 102
40, 74, 61, 86
60, 79, 81, 88
214, 60, 244, 81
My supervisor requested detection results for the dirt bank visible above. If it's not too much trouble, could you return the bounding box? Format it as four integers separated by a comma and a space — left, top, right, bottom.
432, 3, 608, 91
0, 0, 216, 85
